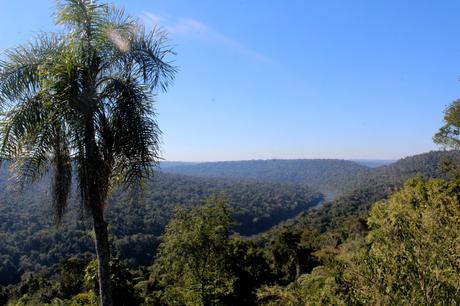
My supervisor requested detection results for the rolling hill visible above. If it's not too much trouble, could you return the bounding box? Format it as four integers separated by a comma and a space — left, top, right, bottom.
280, 150, 460, 233
0, 150, 457, 287
162, 159, 372, 199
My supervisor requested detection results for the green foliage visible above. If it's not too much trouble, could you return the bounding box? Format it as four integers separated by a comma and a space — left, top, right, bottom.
256, 284, 300, 306
67, 291, 99, 306
348, 178, 460, 304
225, 237, 274, 305
151, 196, 235, 305
268, 226, 321, 284
256, 266, 342, 306
52, 258, 87, 300
84, 259, 142, 305
273, 178, 460, 306
4, 257, 142, 305
6, 273, 57, 305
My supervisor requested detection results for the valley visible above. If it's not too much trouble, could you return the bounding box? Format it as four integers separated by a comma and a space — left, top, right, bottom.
0, 150, 456, 286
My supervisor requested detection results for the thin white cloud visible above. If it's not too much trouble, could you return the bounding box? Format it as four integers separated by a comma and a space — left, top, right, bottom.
142, 12, 167, 26
141, 11, 274, 64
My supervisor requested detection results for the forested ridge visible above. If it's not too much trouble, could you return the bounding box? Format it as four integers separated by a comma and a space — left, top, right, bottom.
162, 159, 372, 199
1, 150, 459, 305
284, 150, 460, 233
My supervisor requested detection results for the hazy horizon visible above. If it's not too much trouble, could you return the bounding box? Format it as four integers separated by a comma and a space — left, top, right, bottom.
161, 157, 399, 163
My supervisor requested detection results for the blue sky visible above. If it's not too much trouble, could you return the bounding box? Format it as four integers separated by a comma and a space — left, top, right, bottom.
1, 0, 459, 161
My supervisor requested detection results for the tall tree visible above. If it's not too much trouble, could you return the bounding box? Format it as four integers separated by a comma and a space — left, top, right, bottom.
0, 1, 175, 305
152, 196, 235, 306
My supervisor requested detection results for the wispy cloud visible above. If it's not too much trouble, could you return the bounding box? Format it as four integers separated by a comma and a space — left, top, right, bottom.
142, 12, 167, 26
141, 12, 274, 64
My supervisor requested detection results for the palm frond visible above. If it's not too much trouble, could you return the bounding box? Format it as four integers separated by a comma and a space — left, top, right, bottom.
52, 128, 72, 223
56, 0, 106, 35
0, 34, 63, 109
127, 27, 177, 91
101, 76, 160, 187
9, 136, 52, 187
0, 88, 73, 219
102, 25, 176, 92
0, 93, 55, 182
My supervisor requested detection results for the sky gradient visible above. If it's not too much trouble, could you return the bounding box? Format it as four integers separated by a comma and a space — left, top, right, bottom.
1, 0, 459, 161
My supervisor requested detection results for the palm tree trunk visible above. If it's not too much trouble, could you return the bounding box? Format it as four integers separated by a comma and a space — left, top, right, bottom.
93, 207, 113, 306
83, 115, 113, 306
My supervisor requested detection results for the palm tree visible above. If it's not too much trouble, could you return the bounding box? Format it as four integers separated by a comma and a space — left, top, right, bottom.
0, 1, 175, 305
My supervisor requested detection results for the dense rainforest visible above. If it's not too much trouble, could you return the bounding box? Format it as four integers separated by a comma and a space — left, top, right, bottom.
0, 167, 320, 283
1, 150, 459, 305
